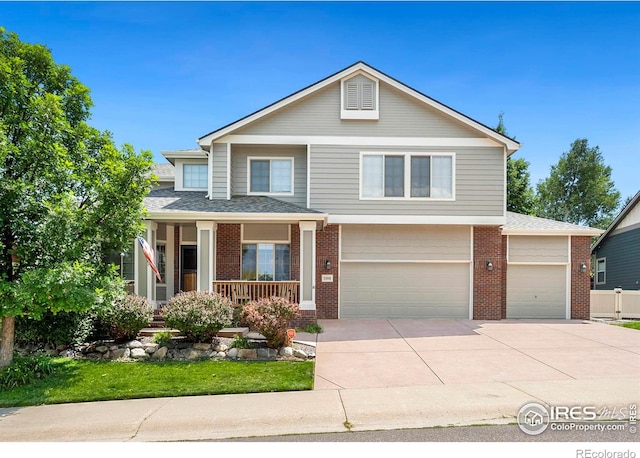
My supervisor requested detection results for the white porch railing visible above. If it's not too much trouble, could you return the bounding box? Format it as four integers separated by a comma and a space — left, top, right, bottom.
591, 289, 640, 319
213, 281, 300, 305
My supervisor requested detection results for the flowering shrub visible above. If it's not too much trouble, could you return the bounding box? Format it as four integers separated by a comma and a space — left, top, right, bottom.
240, 296, 300, 349
101, 294, 153, 341
163, 291, 233, 342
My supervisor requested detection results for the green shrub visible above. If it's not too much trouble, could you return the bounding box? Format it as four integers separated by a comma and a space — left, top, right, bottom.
299, 322, 323, 334
163, 291, 233, 343
0, 356, 56, 390
152, 331, 173, 347
15, 310, 97, 347
101, 294, 153, 341
231, 334, 253, 349
240, 296, 300, 349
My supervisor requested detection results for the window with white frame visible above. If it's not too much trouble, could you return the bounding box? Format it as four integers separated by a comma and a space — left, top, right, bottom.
248, 158, 293, 194
361, 153, 454, 199
596, 258, 606, 285
241, 244, 290, 281
183, 164, 207, 189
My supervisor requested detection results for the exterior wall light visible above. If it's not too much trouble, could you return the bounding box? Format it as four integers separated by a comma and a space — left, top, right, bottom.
486, 260, 493, 271
325, 260, 331, 270
580, 262, 587, 273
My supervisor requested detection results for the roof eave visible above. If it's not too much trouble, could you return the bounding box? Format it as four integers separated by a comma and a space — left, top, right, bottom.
502, 229, 604, 237
591, 189, 640, 250
145, 211, 328, 223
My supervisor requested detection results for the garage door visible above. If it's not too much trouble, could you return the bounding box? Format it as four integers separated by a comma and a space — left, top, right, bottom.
340, 225, 471, 319
506, 236, 568, 319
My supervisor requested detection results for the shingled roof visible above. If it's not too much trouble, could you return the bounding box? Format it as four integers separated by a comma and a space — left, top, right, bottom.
504, 212, 603, 236
144, 187, 325, 220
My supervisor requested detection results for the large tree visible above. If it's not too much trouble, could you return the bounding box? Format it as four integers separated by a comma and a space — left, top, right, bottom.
495, 113, 536, 214
0, 29, 154, 367
536, 138, 620, 228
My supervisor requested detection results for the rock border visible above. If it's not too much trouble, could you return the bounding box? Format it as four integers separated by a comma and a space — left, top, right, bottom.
15, 336, 315, 362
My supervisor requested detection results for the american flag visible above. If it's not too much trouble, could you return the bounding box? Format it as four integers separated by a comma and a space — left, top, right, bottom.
137, 236, 162, 282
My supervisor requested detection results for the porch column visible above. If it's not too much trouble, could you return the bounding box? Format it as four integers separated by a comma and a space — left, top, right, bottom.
299, 221, 316, 310
135, 221, 157, 302
196, 221, 216, 291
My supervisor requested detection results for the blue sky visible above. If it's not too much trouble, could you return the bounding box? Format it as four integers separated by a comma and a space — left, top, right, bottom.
2, 1, 639, 203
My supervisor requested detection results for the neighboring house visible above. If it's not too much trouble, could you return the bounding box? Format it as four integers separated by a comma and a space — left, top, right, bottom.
591, 190, 640, 290
131, 61, 602, 321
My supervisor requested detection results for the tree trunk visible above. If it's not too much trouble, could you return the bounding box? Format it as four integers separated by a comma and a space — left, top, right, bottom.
0, 316, 15, 368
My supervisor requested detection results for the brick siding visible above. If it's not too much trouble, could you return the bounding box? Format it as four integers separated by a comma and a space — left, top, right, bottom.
571, 236, 592, 320
473, 226, 506, 320
315, 224, 339, 319
215, 224, 241, 281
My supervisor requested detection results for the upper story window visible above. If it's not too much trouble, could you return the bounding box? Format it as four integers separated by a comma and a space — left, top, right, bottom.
341, 73, 379, 120
183, 164, 207, 189
248, 157, 294, 195
596, 258, 606, 285
361, 152, 454, 200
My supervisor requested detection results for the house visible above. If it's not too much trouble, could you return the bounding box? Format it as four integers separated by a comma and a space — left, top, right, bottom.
591, 190, 640, 290
130, 61, 602, 322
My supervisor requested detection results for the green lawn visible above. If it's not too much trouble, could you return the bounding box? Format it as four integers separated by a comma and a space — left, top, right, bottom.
0, 358, 314, 407
615, 321, 640, 330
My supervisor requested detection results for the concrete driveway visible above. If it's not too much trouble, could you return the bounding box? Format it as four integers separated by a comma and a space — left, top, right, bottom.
313, 319, 640, 390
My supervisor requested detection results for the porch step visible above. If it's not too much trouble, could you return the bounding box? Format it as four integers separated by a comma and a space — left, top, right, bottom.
217, 327, 249, 338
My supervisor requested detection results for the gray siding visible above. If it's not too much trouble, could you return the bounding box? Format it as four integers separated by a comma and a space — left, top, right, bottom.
230, 144, 307, 207
212, 143, 228, 199
309, 145, 504, 216
232, 81, 482, 138
593, 227, 640, 290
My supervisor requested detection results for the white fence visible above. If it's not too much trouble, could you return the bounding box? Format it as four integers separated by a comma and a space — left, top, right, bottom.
591, 289, 640, 320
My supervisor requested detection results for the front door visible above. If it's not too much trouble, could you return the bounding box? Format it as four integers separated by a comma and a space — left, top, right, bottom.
181, 245, 197, 292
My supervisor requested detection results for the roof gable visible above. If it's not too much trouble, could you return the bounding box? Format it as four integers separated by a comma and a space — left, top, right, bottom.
592, 190, 640, 250
197, 61, 520, 152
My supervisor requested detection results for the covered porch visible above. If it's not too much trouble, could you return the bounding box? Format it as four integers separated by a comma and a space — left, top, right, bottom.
133, 188, 327, 314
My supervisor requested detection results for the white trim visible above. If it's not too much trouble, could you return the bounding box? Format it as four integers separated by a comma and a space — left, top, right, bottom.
133, 235, 140, 295
595, 257, 607, 285
340, 259, 471, 264
207, 145, 213, 200
359, 151, 456, 201
299, 221, 317, 310
226, 143, 231, 200
147, 212, 327, 222
175, 159, 208, 191
246, 156, 295, 196
196, 221, 216, 292
469, 226, 474, 320
306, 144, 311, 209
216, 134, 502, 148
340, 71, 380, 120
503, 148, 508, 216
198, 62, 521, 152
166, 224, 175, 300
328, 214, 505, 225
145, 221, 157, 303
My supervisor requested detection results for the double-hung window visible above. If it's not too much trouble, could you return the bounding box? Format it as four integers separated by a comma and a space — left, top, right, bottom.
248, 158, 293, 194
596, 258, 606, 285
361, 153, 454, 199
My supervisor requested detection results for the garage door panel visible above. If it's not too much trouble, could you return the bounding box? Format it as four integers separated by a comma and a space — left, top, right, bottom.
507, 265, 566, 319
340, 263, 469, 319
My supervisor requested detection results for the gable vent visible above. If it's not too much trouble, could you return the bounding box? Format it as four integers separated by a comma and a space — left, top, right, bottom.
360, 82, 374, 110
346, 81, 360, 110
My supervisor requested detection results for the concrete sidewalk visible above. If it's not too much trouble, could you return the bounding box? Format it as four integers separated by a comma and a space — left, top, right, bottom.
0, 377, 637, 441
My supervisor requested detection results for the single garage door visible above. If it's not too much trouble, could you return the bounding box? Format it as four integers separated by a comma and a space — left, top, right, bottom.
340, 225, 471, 319
506, 236, 569, 319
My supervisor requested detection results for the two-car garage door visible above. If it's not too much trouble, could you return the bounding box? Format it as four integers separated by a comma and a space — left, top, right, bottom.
340, 225, 471, 319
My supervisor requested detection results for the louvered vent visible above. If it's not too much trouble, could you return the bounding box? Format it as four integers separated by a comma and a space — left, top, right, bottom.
346, 81, 360, 110
360, 82, 374, 110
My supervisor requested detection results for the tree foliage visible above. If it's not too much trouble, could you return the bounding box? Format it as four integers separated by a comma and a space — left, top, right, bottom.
0, 29, 154, 366
495, 113, 536, 214
536, 138, 620, 228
